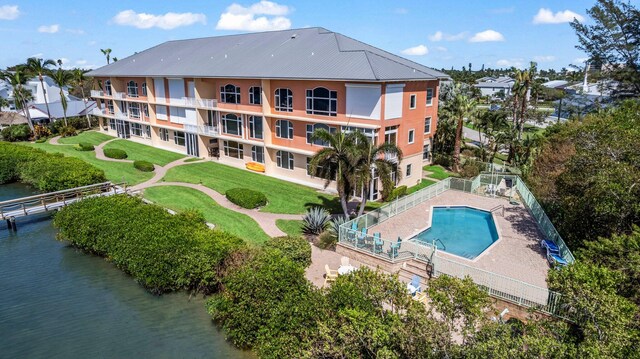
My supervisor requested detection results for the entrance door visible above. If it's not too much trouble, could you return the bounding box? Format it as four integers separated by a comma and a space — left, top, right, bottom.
115, 119, 130, 138
185, 133, 199, 156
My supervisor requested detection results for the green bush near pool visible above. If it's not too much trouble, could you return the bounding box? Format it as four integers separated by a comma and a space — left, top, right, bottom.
104, 148, 127, 159
134, 160, 155, 172
226, 188, 267, 209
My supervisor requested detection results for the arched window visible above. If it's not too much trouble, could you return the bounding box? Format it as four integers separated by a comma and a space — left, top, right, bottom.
221, 113, 242, 136
306, 123, 334, 146
105, 80, 112, 96
306, 87, 337, 116
141, 82, 147, 97
276, 150, 294, 170
275, 119, 293, 139
127, 80, 138, 97
220, 84, 240, 104
274, 88, 293, 112
249, 86, 261, 105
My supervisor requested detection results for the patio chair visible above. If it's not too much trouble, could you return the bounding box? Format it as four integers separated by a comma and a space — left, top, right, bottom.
413, 291, 428, 305
407, 274, 422, 296
356, 228, 368, 248
346, 222, 358, 242
341, 256, 350, 267
373, 233, 383, 254
387, 237, 402, 259
540, 239, 560, 254
324, 264, 339, 286
546, 250, 568, 268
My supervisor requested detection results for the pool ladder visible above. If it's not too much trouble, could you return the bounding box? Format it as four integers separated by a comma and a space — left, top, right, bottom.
489, 204, 505, 217
433, 238, 446, 251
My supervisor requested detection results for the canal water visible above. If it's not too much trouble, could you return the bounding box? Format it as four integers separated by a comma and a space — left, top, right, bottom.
0, 183, 251, 359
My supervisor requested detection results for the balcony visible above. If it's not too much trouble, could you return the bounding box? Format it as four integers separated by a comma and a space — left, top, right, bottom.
92, 108, 107, 116
113, 92, 126, 100
90, 90, 105, 98
181, 97, 218, 109
184, 124, 219, 136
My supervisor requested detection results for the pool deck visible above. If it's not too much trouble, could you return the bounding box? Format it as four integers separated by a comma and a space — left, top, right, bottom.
367, 190, 550, 288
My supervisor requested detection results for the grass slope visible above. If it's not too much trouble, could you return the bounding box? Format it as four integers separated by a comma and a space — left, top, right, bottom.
276, 219, 304, 238
57, 131, 114, 146
143, 186, 270, 244
422, 165, 455, 180
102, 139, 185, 166
407, 179, 437, 194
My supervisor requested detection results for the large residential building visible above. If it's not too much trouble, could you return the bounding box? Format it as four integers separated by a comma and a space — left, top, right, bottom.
474, 76, 514, 98
87, 27, 448, 198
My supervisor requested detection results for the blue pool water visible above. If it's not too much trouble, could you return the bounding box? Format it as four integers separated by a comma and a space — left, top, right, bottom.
414, 206, 499, 259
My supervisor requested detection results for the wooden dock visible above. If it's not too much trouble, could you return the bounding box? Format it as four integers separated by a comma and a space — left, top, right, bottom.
1, 182, 126, 228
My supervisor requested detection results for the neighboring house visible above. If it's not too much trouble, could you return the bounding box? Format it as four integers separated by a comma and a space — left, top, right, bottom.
474, 76, 514, 98
28, 98, 96, 124
87, 27, 449, 197
0, 75, 71, 112
541, 80, 569, 90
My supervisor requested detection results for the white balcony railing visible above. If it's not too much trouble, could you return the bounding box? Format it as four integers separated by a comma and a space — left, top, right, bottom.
90, 90, 105, 98
198, 98, 217, 109
180, 97, 218, 109
92, 108, 106, 116
184, 124, 219, 136
113, 92, 126, 100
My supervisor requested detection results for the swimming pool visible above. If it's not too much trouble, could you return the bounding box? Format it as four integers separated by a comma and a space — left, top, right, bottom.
413, 206, 499, 259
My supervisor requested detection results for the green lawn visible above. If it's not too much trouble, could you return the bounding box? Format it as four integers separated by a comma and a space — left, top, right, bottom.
406, 179, 437, 194
422, 165, 455, 180
276, 219, 304, 238
163, 161, 341, 214
102, 139, 185, 166
184, 157, 203, 163
143, 186, 270, 244
21, 140, 153, 185
57, 131, 114, 146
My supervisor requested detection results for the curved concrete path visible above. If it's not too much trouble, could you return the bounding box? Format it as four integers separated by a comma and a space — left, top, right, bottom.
49, 135, 301, 237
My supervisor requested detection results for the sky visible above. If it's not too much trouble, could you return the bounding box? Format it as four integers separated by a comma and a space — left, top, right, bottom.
0, 1, 610, 72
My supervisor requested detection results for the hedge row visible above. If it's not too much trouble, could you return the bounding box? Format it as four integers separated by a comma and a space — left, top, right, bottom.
104, 148, 127, 159
226, 188, 268, 209
53, 195, 245, 294
134, 160, 154, 172
0, 142, 106, 192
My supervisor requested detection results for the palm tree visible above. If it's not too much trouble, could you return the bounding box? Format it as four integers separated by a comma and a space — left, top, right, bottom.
48, 68, 73, 126
72, 68, 91, 128
0, 69, 36, 134
444, 85, 477, 172
100, 48, 112, 64
0, 97, 8, 111
25, 57, 56, 123
352, 133, 402, 216
308, 129, 361, 217
511, 62, 537, 139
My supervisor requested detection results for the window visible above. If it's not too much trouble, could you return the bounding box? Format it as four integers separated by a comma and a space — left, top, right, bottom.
251, 146, 264, 163
249, 116, 263, 139
105, 80, 112, 96
408, 129, 415, 144
130, 123, 143, 136
127, 81, 138, 98
174, 131, 185, 146
276, 150, 294, 170
426, 88, 434, 106
384, 125, 398, 145
307, 157, 336, 180
159, 128, 169, 141
406, 164, 412, 177
342, 126, 377, 144
275, 119, 293, 139
128, 102, 140, 118
156, 105, 167, 120
207, 110, 216, 127
274, 88, 293, 112
143, 104, 149, 117
306, 123, 334, 146
141, 82, 147, 97
410, 94, 416, 109
106, 100, 114, 114
422, 144, 430, 160
108, 119, 116, 130
249, 86, 261, 105
424, 117, 432, 134
145, 125, 151, 138
223, 141, 244, 159
306, 87, 337, 116
220, 84, 240, 104
222, 114, 242, 136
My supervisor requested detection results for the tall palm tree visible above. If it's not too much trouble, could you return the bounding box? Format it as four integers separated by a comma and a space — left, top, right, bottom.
25, 57, 56, 123
308, 129, 361, 217
511, 62, 537, 139
48, 68, 73, 126
352, 133, 402, 216
444, 86, 477, 172
100, 48, 112, 64
72, 68, 91, 127
1, 69, 35, 133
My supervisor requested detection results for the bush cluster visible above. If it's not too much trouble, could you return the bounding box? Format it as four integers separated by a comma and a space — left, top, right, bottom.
53, 195, 245, 294
386, 185, 408, 202
76, 142, 94, 151
104, 148, 128, 159
1, 124, 31, 142
265, 236, 311, 268
134, 160, 155, 172
226, 187, 267, 209
0, 142, 106, 191
51, 117, 91, 134
59, 126, 77, 137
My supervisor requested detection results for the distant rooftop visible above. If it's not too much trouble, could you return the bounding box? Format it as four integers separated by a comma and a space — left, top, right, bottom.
87, 27, 449, 82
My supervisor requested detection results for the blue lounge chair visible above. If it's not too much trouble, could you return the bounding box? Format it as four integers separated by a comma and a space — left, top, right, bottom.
373, 233, 383, 254
546, 249, 568, 267
347, 221, 358, 242
540, 239, 560, 254
407, 274, 422, 295
388, 237, 402, 259
356, 228, 368, 248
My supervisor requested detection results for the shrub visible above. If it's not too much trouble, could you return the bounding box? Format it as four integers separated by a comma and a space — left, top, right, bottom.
35, 138, 47, 143
134, 160, 155, 172
53, 195, 245, 294
265, 236, 311, 268
0, 142, 106, 191
59, 125, 77, 137
433, 154, 452, 168
34, 124, 51, 139
460, 159, 486, 178
103, 148, 128, 159
386, 185, 408, 202
1, 124, 31, 142
317, 230, 337, 250
75, 142, 94, 151
302, 207, 331, 235
51, 116, 91, 134
226, 188, 267, 209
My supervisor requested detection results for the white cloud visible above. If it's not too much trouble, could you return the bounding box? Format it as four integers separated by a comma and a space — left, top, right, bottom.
469, 29, 505, 42
30, 52, 44, 58
112, 10, 206, 30
216, 1, 291, 31
38, 24, 60, 33
401, 44, 428, 56
428, 30, 467, 42
435, 46, 448, 52
533, 8, 584, 24
66, 28, 85, 35
0, 5, 19, 20
496, 58, 524, 68
533, 55, 556, 62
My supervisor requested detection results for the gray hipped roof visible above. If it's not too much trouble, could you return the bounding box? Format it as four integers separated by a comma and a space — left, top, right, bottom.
87, 27, 449, 82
